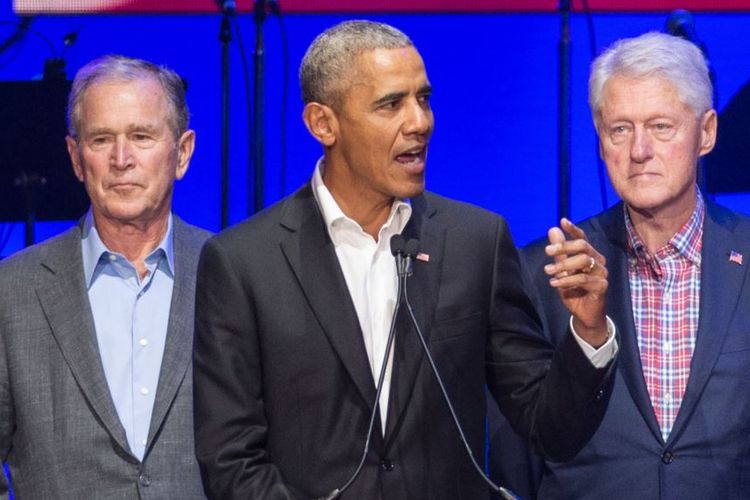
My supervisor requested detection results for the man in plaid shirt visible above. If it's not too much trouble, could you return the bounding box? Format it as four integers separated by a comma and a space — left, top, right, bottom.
491, 31, 750, 499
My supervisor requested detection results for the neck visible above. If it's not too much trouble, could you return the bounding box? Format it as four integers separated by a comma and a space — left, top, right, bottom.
93, 212, 169, 278
627, 196, 697, 254
322, 164, 394, 241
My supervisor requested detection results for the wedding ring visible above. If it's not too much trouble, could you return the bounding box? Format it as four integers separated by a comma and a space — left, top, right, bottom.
584, 256, 596, 274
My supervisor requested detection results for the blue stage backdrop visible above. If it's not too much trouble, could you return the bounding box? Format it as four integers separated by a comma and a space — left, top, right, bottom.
1, 6, 750, 255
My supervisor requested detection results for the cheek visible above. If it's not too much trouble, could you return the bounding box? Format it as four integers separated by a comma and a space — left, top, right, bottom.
602, 146, 628, 173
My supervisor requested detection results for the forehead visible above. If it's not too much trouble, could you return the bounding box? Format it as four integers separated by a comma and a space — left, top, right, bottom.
599, 74, 688, 118
347, 47, 428, 92
80, 77, 168, 118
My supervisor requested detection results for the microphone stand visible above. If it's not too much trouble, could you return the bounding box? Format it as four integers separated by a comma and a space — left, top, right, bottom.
252, 0, 267, 214
558, 0, 572, 221
217, 0, 235, 229
318, 236, 407, 500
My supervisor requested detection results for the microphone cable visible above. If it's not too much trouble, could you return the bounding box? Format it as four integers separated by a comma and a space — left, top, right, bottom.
400, 239, 520, 500
317, 235, 408, 500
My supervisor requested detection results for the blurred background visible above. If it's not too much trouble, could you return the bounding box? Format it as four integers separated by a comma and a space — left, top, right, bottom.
2, 0, 750, 255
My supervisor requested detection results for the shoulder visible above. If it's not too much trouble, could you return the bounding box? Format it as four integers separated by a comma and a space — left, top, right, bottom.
174, 216, 213, 250
420, 191, 509, 234
706, 200, 750, 235
0, 225, 81, 276
521, 204, 622, 267
208, 185, 313, 253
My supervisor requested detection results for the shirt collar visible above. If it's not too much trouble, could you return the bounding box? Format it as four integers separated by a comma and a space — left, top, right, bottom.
311, 157, 412, 245
624, 186, 704, 266
81, 210, 175, 287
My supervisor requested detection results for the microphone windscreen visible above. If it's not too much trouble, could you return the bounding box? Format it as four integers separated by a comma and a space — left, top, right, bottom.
404, 238, 420, 257
666, 9, 695, 39
390, 234, 406, 256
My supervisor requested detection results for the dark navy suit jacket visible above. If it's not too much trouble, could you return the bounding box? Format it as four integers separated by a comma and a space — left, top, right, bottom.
510, 200, 750, 500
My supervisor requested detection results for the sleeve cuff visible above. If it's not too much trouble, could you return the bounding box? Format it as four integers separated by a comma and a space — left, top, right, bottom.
569, 315, 618, 368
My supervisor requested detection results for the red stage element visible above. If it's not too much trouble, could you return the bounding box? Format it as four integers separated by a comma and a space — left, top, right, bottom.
14, 0, 750, 14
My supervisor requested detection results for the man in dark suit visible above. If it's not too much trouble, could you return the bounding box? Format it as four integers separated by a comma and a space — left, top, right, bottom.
193, 21, 617, 500
0, 55, 209, 498
514, 32, 750, 499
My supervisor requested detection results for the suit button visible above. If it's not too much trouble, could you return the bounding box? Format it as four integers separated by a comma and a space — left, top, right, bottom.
139, 473, 151, 486
380, 459, 395, 471
661, 451, 673, 464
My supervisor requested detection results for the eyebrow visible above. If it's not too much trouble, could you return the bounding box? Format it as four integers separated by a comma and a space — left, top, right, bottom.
372, 84, 433, 107
83, 124, 160, 137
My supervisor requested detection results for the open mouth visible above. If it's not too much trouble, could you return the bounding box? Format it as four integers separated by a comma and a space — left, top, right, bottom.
395, 146, 426, 167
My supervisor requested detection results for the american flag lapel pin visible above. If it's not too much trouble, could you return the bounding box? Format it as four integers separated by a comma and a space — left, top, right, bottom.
729, 250, 743, 265
416, 252, 430, 263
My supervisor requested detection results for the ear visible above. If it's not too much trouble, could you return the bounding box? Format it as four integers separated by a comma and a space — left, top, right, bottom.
302, 102, 337, 147
66, 135, 85, 182
175, 129, 196, 180
698, 109, 718, 157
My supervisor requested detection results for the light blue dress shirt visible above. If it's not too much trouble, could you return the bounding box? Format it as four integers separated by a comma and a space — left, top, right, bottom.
81, 211, 174, 461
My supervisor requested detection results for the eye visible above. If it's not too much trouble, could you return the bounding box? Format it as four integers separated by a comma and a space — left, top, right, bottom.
418, 93, 431, 107
88, 135, 112, 148
654, 122, 672, 131
379, 99, 400, 110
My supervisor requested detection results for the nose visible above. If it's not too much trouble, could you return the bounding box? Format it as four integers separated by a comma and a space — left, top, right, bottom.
630, 127, 654, 164
403, 99, 433, 137
110, 136, 135, 170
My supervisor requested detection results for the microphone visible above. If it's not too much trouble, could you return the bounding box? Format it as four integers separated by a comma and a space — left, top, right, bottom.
403, 238, 419, 277
666, 9, 707, 56
215, 0, 236, 15
399, 239, 521, 500
390, 234, 406, 277
317, 234, 408, 500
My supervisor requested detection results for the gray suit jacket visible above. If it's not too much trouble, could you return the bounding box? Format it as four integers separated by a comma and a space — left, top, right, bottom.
0, 217, 210, 499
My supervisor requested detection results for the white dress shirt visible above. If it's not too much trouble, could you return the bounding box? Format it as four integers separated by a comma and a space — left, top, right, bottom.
312, 161, 410, 429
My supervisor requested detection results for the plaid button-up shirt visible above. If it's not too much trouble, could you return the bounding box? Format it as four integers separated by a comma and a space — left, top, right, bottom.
626, 192, 704, 442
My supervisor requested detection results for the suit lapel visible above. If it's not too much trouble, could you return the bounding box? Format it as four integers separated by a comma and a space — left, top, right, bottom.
668, 203, 749, 444
279, 186, 378, 414
147, 218, 199, 446
596, 206, 663, 443
385, 195, 444, 443
35, 227, 131, 455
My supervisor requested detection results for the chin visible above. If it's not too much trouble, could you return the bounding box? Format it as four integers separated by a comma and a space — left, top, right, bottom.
396, 186, 425, 200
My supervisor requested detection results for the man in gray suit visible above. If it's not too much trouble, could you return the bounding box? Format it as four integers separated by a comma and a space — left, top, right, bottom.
0, 55, 209, 499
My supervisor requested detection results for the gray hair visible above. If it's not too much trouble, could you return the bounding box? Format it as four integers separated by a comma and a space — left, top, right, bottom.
67, 54, 189, 140
589, 31, 712, 124
299, 20, 413, 107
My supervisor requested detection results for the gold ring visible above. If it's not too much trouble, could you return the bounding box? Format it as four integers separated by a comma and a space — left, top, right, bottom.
584, 256, 596, 274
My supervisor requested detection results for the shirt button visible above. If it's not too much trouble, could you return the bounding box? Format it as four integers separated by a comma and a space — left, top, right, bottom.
380, 459, 395, 471
138, 472, 151, 486
108, 254, 117, 262
141, 438, 148, 446
139, 338, 148, 347
661, 451, 674, 464
140, 387, 150, 396
664, 393, 672, 404
663, 341, 672, 353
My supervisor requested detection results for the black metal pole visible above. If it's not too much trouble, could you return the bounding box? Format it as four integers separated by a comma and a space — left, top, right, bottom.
253, 0, 267, 215
558, 0, 572, 222
218, 5, 234, 229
